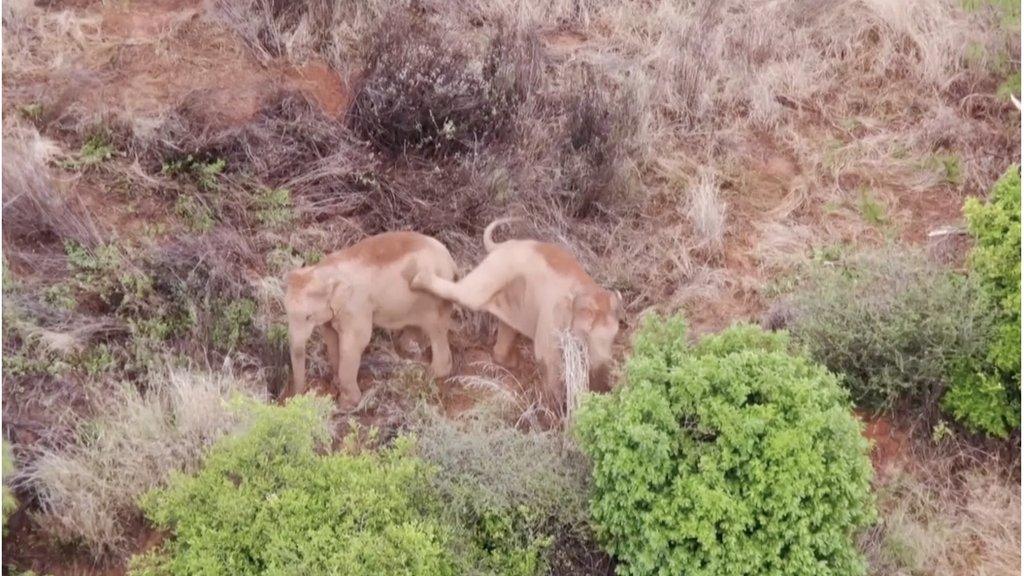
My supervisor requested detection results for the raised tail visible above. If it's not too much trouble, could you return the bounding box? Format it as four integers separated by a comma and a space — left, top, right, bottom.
483, 217, 518, 253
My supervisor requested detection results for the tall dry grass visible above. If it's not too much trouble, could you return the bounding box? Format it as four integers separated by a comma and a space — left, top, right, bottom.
16, 368, 262, 558
1, 130, 104, 258
862, 442, 1021, 576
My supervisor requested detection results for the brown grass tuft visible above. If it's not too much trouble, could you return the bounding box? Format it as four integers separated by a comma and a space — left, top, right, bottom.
862, 440, 1021, 576
1, 131, 104, 263
15, 368, 262, 558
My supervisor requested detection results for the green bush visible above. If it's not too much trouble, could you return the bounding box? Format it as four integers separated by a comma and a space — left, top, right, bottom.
944, 166, 1021, 437
785, 248, 989, 412
576, 315, 875, 576
134, 396, 455, 575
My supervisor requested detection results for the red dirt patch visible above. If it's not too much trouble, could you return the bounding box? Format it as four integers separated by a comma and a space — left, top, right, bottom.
858, 411, 910, 479
893, 185, 968, 244
541, 29, 587, 53
282, 60, 353, 118
22, 1, 345, 132
1, 510, 163, 576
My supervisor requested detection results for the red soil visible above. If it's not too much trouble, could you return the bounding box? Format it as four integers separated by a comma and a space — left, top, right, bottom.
857, 412, 910, 480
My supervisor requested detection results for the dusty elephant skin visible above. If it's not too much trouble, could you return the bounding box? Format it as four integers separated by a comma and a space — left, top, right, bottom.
284, 231, 457, 409
411, 219, 622, 408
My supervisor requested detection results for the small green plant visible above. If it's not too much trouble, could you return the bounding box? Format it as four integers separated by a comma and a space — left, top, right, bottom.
266, 323, 289, 348
943, 166, 1020, 437
194, 159, 225, 191
858, 188, 888, 226
134, 396, 457, 576
63, 133, 115, 169
576, 315, 875, 576
78, 343, 117, 377
64, 241, 125, 301
42, 283, 76, 311
302, 249, 324, 265
997, 69, 1021, 99
938, 154, 963, 187
161, 156, 225, 191
174, 194, 215, 233
19, 103, 43, 121
931, 420, 954, 443
210, 298, 257, 351
252, 188, 294, 228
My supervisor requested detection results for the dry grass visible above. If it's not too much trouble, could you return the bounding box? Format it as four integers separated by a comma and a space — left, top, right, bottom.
558, 330, 590, 423
685, 168, 727, 257
862, 441, 1021, 576
1, 130, 104, 262
15, 368, 262, 558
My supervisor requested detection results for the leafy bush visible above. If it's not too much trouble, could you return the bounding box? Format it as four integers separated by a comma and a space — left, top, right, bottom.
412, 407, 595, 575
785, 248, 990, 412
576, 315, 875, 576
135, 396, 455, 576
943, 166, 1021, 437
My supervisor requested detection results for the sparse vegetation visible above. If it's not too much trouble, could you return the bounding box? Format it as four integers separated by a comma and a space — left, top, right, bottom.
861, 447, 1020, 576
576, 315, 875, 576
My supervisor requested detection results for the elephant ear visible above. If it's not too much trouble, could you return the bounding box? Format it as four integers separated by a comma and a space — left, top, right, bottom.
552, 293, 575, 333
328, 281, 355, 318
571, 293, 599, 332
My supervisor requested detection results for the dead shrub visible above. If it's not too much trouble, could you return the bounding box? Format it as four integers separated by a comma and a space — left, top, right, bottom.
16, 368, 262, 558
559, 71, 638, 217
350, 15, 531, 157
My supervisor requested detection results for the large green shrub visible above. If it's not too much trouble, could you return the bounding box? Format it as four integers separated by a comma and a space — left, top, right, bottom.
785, 248, 989, 412
133, 396, 454, 576
576, 315, 875, 576
944, 166, 1021, 437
